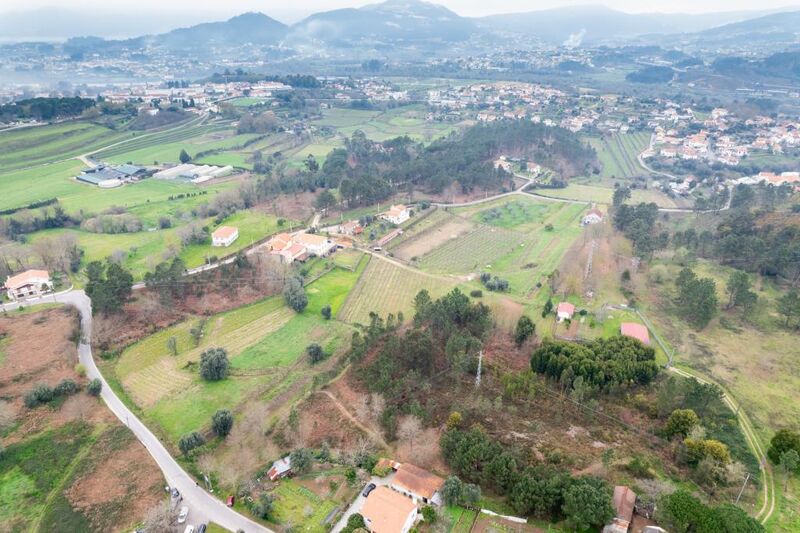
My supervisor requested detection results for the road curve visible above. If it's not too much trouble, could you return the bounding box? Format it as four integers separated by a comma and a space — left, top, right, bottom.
7, 291, 271, 533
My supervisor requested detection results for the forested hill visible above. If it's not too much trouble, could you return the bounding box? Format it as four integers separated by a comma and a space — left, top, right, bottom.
0, 97, 96, 121
319, 119, 596, 206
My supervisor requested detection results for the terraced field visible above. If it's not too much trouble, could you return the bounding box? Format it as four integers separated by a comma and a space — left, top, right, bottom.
95, 122, 235, 164
587, 132, 649, 179
389, 209, 475, 262
312, 105, 456, 142
338, 256, 457, 324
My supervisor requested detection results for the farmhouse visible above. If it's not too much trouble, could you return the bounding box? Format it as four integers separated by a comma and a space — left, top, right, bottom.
361, 486, 418, 533
212, 226, 239, 247
556, 302, 575, 322
582, 208, 604, 225
4, 269, 52, 300
620, 322, 650, 345
76, 163, 147, 188
267, 233, 293, 251
603, 486, 637, 533
267, 456, 292, 481
274, 243, 308, 264
380, 205, 411, 225
390, 463, 444, 505
338, 220, 363, 236
294, 233, 336, 257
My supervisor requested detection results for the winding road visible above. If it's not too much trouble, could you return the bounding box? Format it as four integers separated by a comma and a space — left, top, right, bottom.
6, 291, 271, 533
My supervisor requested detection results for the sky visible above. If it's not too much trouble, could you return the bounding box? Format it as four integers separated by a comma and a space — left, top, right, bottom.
3, 0, 800, 21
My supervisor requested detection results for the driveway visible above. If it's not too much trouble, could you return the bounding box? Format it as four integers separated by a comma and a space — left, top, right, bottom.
5, 290, 272, 532
332, 473, 395, 533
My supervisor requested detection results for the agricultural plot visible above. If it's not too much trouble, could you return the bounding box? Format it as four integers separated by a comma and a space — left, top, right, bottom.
312, 105, 456, 142
338, 256, 457, 324
586, 132, 649, 179
461, 196, 562, 233
419, 226, 528, 273
115, 264, 362, 439
389, 210, 475, 262
271, 480, 339, 533
533, 184, 677, 208
0, 121, 136, 172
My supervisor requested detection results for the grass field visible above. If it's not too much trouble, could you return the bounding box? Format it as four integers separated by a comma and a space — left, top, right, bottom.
533, 184, 678, 208
312, 105, 457, 142
339, 256, 457, 324
419, 226, 527, 273
115, 262, 363, 439
444, 506, 478, 533
271, 480, 338, 533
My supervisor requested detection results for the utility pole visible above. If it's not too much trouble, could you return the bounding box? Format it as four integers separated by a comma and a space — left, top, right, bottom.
475, 350, 483, 387
735, 472, 750, 504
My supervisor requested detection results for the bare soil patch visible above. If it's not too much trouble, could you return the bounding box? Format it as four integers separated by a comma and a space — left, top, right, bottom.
393, 218, 474, 262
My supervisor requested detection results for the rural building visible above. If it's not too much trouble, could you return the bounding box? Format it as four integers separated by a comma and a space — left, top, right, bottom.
76, 163, 147, 188
375, 228, 403, 248
380, 205, 411, 225
361, 486, 418, 533
602, 486, 637, 533
267, 456, 292, 481
153, 163, 234, 183
582, 208, 604, 225
338, 220, 363, 236
294, 233, 336, 257
556, 302, 575, 322
390, 463, 444, 506
4, 269, 52, 300
620, 323, 650, 345
274, 243, 308, 264
267, 233, 293, 251
212, 226, 239, 247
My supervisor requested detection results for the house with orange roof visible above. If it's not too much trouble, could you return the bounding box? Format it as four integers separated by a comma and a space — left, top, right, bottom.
4, 269, 52, 300
211, 226, 239, 247
361, 486, 418, 533
390, 463, 444, 506
556, 302, 576, 322
273, 243, 308, 264
293, 232, 336, 257
267, 232, 293, 251
582, 207, 603, 225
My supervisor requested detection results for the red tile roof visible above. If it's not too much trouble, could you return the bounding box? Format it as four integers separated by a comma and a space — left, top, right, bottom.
620, 322, 650, 344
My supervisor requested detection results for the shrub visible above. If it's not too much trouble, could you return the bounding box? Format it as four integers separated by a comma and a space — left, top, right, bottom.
283, 277, 308, 312
200, 347, 229, 381
446, 411, 463, 430
24, 384, 54, 408
178, 431, 205, 455
86, 378, 102, 396
514, 315, 535, 346
665, 409, 700, 439
421, 506, 437, 523
469, 289, 483, 298
251, 493, 273, 519
372, 464, 392, 477
212, 409, 234, 438
768, 429, 800, 464
290, 448, 314, 474
342, 513, 365, 533
74, 363, 87, 377
54, 378, 79, 396
306, 343, 325, 364
684, 438, 731, 465
321, 304, 332, 320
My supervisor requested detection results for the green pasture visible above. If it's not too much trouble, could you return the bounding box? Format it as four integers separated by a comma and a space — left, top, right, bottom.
313, 105, 456, 142
271, 479, 338, 533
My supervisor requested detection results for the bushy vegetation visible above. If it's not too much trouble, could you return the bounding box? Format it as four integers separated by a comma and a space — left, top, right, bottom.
199, 347, 229, 381
211, 409, 234, 437
283, 277, 308, 313
178, 431, 205, 455
441, 427, 613, 528
530, 337, 658, 392
0, 96, 96, 121
675, 268, 718, 329
85, 260, 134, 315
24, 379, 80, 408
656, 489, 763, 532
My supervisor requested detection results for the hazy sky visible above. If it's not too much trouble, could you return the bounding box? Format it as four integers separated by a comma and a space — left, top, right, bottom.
3, 0, 800, 20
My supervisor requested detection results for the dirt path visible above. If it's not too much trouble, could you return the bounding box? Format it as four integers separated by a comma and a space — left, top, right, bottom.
315, 390, 391, 451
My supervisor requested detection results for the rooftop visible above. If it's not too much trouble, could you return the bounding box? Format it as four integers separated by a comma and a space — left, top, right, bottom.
5, 269, 50, 290
361, 486, 417, 533
212, 226, 238, 239
393, 463, 444, 500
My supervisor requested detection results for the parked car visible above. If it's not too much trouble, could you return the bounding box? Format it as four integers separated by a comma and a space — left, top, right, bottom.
183, 526, 194, 533
196, 525, 207, 533
362, 483, 377, 497
177, 506, 189, 524
171, 488, 181, 500
226, 495, 235, 507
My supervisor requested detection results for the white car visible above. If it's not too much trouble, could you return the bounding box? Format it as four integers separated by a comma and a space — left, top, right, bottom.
177, 506, 189, 524
183, 526, 195, 533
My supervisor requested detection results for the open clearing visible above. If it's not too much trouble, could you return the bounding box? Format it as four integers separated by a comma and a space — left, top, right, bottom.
586, 132, 649, 179
115, 261, 364, 440
390, 210, 475, 262
534, 183, 678, 208
312, 105, 458, 142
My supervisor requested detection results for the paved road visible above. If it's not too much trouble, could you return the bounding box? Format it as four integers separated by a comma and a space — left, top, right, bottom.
6, 291, 271, 533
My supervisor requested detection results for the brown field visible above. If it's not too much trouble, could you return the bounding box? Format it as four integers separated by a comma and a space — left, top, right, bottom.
0, 306, 164, 531
392, 214, 475, 262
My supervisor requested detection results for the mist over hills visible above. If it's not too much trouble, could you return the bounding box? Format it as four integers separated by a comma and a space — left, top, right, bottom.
2, 0, 799, 54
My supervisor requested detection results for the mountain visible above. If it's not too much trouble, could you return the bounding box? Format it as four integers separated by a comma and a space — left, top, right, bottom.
152, 12, 288, 49
288, 0, 477, 46
693, 10, 800, 45
477, 5, 781, 46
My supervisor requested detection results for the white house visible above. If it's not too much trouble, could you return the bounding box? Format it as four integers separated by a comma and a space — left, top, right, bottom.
293, 233, 336, 257
556, 302, 575, 322
380, 205, 411, 225
267, 456, 292, 481
361, 486, 418, 533
211, 226, 239, 247
582, 208, 603, 225
4, 270, 52, 301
